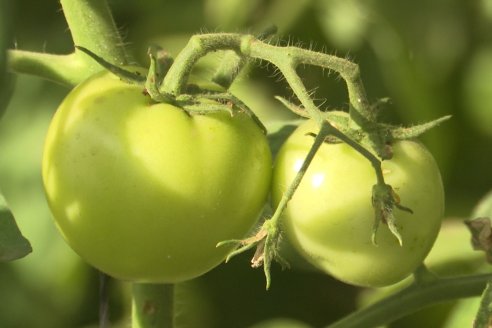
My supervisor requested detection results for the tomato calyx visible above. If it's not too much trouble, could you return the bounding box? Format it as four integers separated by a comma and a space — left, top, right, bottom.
275, 95, 451, 159
372, 183, 413, 246
75, 45, 267, 133
217, 218, 290, 289
365, 115, 452, 160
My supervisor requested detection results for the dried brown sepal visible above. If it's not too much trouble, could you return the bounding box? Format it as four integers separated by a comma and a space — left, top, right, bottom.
465, 217, 492, 263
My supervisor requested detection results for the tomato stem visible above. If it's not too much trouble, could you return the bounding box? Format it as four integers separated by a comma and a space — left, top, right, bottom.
8, 0, 128, 86
211, 25, 277, 89
132, 283, 175, 328
60, 0, 129, 66
161, 33, 377, 133
474, 279, 492, 328
262, 121, 332, 288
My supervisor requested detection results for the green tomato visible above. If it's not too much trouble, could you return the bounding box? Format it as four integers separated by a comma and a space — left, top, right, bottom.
42, 70, 272, 283
272, 119, 444, 287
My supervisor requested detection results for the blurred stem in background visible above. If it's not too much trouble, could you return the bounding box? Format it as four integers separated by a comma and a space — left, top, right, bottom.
0, 0, 14, 117
8, 0, 129, 86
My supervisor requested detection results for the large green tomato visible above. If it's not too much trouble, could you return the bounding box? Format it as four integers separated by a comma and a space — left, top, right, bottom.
42, 70, 272, 283
272, 119, 444, 287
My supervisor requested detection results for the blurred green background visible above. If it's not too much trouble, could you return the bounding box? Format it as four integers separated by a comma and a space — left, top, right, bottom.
1, 0, 492, 327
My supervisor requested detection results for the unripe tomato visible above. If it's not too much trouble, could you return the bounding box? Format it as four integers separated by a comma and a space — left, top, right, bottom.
272, 119, 444, 287
42, 70, 272, 283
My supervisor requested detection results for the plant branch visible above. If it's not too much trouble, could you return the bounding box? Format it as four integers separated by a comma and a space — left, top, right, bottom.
8, 0, 129, 86
8, 51, 85, 86
161, 33, 375, 129
326, 273, 492, 328
262, 121, 332, 288
474, 279, 492, 327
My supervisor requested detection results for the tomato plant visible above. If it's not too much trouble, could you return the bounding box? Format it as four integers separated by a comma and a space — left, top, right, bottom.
6, 0, 492, 327
42, 69, 272, 283
272, 119, 445, 287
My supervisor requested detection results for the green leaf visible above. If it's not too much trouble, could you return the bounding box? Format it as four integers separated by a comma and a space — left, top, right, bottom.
0, 193, 32, 261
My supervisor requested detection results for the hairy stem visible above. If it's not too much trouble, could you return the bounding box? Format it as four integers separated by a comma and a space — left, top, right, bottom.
132, 283, 174, 328
161, 33, 375, 129
474, 279, 492, 328
162, 34, 244, 96
269, 122, 330, 227
262, 122, 331, 288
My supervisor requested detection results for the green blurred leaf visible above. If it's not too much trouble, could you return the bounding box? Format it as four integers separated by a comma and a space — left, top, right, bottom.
0, 192, 32, 261
425, 220, 484, 276
205, 0, 262, 30
463, 47, 492, 137
316, 0, 368, 50
442, 296, 480, 328
472, 190, 492, 219
0, 0, 29, 263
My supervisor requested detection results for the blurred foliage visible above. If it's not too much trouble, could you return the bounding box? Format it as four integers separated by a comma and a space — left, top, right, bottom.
0, 0, 32, 263
0, 0, 14, 118
1, 0, 492, 327
0, 194, 32, 262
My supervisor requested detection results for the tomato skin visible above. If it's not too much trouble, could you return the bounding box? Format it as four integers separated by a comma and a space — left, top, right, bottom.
42, 70, 272, 283
272, 120, 444, 287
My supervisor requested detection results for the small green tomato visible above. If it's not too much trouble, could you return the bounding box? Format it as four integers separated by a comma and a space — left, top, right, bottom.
272, 119, 444, 287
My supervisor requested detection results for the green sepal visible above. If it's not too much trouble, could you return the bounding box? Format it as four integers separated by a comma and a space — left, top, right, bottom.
183, 91, 267, 134
144, 45, 175, 103
75, 46, 146, 84
274, 96, 310, 118
371, 183, 413, 246
217, 218, 287, 290
389, 115, 452, 140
